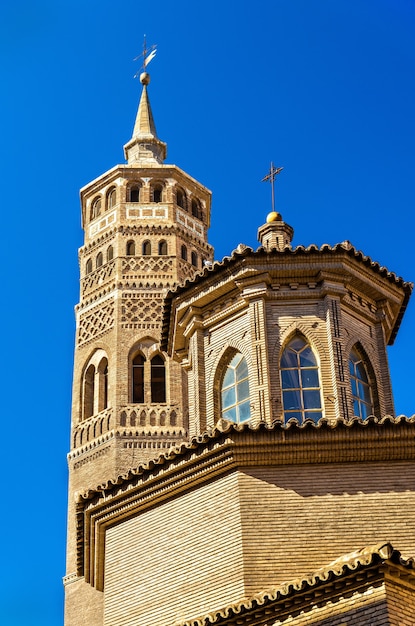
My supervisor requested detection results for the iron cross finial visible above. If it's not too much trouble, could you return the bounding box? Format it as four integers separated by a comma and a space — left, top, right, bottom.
133, 35, 157, 78
262, 162, 284, 212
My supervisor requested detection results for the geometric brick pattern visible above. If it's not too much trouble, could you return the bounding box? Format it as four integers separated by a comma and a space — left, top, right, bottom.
81, 261, 115, 296
77, 300, 115, 345
121, 296, 163, 325
122, 256, 173, 278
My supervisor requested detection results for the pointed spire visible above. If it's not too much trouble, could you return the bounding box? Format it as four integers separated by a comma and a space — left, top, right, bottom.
124, 72, 167, 165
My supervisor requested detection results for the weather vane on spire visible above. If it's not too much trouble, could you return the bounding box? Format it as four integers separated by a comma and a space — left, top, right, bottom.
134, 35, 157, 83
262, 162, 283, 213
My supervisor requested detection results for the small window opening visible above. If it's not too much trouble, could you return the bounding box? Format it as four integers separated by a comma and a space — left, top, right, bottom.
142, 241, 151, 255
126, 241, 136, 256
158, 240, 167, 255
130, 187, 140, 202
151, 355, 166, 403
132, 354, 145, 403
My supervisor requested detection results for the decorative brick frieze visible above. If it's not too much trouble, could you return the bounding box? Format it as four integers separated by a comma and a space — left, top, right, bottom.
81, 260, 116, 296
77, 299, 115, 346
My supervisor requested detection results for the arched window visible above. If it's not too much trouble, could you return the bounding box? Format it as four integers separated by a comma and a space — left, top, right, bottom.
151, 355, 166, 403
280, 335, 322, 423
191, 251, 198, 267
96, 252, 103, 268
191, 198, 201, 219
91, 197, 102, 220
221, 353, 251, 423
176, 188, 186, 210
349, 347, 374, 419
129, 186, 141, 202
181, 245, 188, 261
152, 184, 163, 203
86, 259, 93, 274
97, 358, 108, 412
81, 350, 109, 423
83, 364, 95, 420
158, 240, 167, 255
132, 354, 145, 403
142, 240, 151, 255
107, 245, 114, 262
107, 188, 116, 210
126, 240, 136, 256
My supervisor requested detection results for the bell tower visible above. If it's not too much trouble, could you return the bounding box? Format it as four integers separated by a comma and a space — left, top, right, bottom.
64, 67, 214, 621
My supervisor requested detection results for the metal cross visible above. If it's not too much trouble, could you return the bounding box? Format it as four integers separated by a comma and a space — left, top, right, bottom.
262, 162, 284, 213
133, 35, 157, 77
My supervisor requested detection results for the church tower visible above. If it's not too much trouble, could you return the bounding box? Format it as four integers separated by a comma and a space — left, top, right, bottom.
64, 67, 213, 620
65, 61, 415, 626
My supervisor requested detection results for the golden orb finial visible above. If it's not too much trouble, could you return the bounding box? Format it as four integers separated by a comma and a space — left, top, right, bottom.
266, 211, 282, 223
140, 72, 151, 85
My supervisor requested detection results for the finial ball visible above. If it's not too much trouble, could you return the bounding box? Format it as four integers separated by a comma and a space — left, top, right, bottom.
140, 72, 151, 85
266, 211, 282, 223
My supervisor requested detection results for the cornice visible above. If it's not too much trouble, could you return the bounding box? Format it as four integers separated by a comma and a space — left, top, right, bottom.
162, 243, 412, 351
76, 417, 415, 590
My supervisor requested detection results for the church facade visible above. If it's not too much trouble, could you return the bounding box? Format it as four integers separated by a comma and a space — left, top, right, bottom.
64, 69, 415, 626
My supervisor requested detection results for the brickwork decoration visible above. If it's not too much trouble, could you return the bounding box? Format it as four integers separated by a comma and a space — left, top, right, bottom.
121, 256, 174, 278
121, 294, 163, 329
78, 299, 115, 345
82, 261, 116, 296
119, 404, 180, 428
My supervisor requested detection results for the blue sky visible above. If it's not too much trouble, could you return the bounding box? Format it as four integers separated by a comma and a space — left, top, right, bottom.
0, 1, 414, 624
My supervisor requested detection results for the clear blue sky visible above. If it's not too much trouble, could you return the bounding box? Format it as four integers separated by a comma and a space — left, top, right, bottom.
0, 1, 414, 624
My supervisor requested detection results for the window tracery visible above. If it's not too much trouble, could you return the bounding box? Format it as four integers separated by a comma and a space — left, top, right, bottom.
221, 353, 251, 423
280, 335, 322, 423
349, 347, 374, 419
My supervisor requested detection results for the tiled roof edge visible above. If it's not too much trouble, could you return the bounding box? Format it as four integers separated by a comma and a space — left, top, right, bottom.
78, 414, 415, 502
178, 542, 415, 626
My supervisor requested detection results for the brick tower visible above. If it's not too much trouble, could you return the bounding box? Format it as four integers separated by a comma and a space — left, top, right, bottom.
64, 68, 213, 619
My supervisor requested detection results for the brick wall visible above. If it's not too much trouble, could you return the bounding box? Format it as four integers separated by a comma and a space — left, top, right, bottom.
104, 471, 245, 626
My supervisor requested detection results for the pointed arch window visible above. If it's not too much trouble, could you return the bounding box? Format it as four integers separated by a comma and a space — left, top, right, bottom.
158, 240, 167, 255
86, 259, 93, 274
96, 252, 103, 268
349, 347, 374, 419
221, 353, 251, 423
151, 355, 166, 403
280, 335, 322, 423
107, 245, 114, 262
132, 354, 145, 403
126, 240, 136, 256
191, 251, 198, 267
142, 240, 152, 255
181, 245, 188, 261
